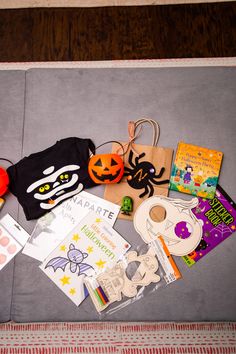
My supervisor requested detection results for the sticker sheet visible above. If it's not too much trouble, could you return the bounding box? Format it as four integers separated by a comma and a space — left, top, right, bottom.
0, 214, 29, 271
39, 211, 131, 306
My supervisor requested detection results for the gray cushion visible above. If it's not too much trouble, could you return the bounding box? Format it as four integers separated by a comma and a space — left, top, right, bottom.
3, 67, 236, 322
0, 71, 26, 322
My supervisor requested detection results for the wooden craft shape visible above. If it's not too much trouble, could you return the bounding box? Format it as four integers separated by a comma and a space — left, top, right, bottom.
134, 195, 203, 256
85, 250, 160, 312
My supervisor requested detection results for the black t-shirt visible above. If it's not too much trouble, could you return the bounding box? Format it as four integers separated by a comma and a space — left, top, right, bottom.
7, 137, 96, 220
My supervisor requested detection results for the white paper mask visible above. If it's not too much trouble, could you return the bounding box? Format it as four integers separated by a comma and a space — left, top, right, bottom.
134, 195, 203, 256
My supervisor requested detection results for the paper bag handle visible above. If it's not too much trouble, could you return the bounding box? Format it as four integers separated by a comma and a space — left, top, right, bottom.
116, 118, 160, 156
119, 118, 159, 156
129, 118, 160, 147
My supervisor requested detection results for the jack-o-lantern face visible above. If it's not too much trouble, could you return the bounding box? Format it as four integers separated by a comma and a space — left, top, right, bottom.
0, 167, 9, 197
188, 250, 197, 259
88, 153, 124, 184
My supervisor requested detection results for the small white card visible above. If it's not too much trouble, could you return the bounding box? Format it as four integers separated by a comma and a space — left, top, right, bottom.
23, 191, 120, 261
0, 214, 30, 271
40, 211, 131, 306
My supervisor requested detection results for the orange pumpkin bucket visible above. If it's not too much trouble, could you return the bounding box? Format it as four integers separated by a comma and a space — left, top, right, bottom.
88, 141, 124, 184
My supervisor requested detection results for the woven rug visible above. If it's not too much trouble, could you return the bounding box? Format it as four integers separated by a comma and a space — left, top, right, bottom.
0, 322, 236, 353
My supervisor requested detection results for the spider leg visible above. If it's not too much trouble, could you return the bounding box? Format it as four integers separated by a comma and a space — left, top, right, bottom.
151, 178, 170, 185
128, 150, 136, 168
124, 167, 132, 178
148, 183, 154, 197
139, 185, 149, 198
154, 167, 165, 179
124, 167, 132, 174
135, 152, 146, 165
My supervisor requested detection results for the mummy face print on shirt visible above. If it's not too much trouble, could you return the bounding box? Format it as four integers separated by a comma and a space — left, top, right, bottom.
27, 165, 83, 210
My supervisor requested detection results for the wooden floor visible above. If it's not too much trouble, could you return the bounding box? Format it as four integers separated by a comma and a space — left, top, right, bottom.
0, 2, 236, 61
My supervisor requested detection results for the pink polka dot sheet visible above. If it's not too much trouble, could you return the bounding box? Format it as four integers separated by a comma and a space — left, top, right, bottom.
0, 214, 30, 271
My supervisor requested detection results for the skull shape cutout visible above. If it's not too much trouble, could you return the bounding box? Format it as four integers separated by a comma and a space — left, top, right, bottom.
134, 196, 203, 256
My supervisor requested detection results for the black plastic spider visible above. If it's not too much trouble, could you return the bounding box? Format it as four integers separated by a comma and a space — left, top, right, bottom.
124, 150, 169, 198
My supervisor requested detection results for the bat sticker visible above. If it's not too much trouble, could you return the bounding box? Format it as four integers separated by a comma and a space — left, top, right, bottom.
45, 243, 93, 275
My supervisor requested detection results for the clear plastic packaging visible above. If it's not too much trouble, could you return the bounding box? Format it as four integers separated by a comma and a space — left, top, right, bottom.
84, 237, 181, 316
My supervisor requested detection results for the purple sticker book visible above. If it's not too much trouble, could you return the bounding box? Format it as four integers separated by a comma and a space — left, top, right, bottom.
182, 185, 236, 267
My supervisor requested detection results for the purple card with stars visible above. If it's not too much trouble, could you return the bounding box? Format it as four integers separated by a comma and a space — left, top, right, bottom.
182, 185, 236, 267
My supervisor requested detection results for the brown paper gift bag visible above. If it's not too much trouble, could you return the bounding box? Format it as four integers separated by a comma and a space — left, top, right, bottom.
104, 118, 173, 220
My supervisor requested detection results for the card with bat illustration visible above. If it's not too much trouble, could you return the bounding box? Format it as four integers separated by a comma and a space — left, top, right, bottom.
39, 211, 131, 306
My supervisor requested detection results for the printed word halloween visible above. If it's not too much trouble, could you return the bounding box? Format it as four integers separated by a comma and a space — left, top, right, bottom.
80, 224, 116, 260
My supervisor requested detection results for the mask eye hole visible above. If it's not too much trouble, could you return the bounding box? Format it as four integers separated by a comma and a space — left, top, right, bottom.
149, 205, 166, 223
94, 158, 102, 167
39, 186, 45, 193
111, 158, 118, 166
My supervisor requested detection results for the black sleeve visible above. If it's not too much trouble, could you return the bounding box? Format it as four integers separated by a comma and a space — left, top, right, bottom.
87, 139, 96, 155
74, 137, 96, 161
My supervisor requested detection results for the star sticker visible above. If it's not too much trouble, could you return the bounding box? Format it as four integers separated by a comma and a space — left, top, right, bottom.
95, 218, 102, 223
95, 259, 106, 269
60, 245, 66, 252
69, 288, 76, 295
72, 234, 80, 242
60, 275, 71, 286
87, 246, 93, 254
